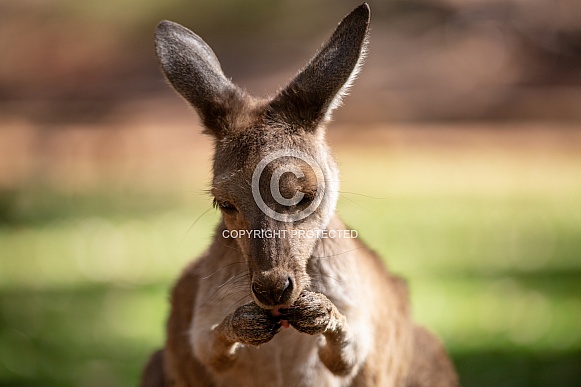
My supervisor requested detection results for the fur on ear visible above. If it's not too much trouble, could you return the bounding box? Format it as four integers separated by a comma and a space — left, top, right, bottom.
267, 3, 370, 130
155, 20, 247, 138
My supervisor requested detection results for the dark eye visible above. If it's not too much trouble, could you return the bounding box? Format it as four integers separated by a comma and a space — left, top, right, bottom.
298, 192, 315, 207
213, 198, 237, 214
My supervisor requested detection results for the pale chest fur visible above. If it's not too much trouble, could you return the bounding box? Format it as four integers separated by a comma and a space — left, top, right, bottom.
189, 242, 372, 387
211, 330, 342, 387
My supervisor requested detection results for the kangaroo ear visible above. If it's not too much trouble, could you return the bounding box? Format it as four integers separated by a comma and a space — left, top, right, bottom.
268, 3, 370, 130
155, 20, 244, 138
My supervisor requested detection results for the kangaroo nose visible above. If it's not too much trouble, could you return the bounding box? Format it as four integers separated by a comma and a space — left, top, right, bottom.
252, 275, 294, 307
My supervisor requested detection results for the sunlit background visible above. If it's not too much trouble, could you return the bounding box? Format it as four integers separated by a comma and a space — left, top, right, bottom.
1, 0, 580, 386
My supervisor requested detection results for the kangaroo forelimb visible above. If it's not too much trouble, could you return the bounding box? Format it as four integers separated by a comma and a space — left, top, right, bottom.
205, 302, 282, 372
280, 291, 360, 376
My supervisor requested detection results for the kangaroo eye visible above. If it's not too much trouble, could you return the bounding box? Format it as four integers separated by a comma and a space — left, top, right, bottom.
213, 198, 237, 214
298, 192, 316, 207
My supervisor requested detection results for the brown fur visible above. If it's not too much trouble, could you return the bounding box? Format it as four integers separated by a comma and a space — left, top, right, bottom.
142, 3, 458, 386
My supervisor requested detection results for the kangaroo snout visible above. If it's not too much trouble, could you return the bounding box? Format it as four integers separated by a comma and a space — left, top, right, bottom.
251, 271, 295, 308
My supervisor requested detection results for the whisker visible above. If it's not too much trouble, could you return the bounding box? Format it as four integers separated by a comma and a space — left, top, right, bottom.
201, 261, 247, 280
197, 282, 250, 312
200, 286, 247, 313
338, 191, 389, 200
215, 237, 243, 251
309, 272, 346, 284
310, 246, 364, 259
181, 206, 214, 244
338, 193, 369, 212
225, 293, 253, 314
197, 271, 250, 311
217, 275, 238, 289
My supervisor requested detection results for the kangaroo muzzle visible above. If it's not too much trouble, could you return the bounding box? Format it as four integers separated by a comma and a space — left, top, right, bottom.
251, 270, 296, 308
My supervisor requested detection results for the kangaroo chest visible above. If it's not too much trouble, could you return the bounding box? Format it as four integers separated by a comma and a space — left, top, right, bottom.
210, 329, 343, 387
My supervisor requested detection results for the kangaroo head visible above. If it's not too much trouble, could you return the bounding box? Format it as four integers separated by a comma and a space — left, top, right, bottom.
155, 4, 370, 309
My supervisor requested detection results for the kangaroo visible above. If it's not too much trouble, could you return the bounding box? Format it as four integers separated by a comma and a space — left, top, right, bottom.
141, 4, 458, 387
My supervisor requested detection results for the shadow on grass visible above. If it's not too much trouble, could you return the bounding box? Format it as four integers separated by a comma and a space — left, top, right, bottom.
436, 266, 581, 299
0, 283, 168, 387
453, 349, 581, 387
1, 283, 580, 387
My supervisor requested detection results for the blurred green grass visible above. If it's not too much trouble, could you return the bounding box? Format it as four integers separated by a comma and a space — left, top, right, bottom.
1, 145, 581, 387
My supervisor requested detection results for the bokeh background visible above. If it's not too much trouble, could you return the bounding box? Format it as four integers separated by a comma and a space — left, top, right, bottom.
1, 0, 580, 386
